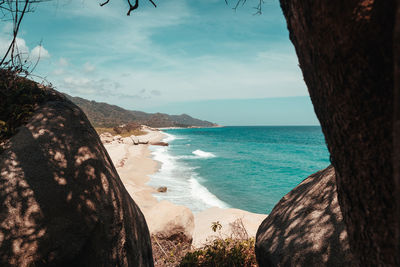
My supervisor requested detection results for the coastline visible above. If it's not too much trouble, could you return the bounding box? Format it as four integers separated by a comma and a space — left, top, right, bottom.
156, 125, 224, 130
103, 129, 163, 212
102, 126, 267, 248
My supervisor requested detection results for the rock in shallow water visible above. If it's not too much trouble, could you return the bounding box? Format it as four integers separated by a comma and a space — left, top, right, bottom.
157, 186, 167, 193
255, 165, 357, 266
150, 142, 169, 147
0, 91, 153, 266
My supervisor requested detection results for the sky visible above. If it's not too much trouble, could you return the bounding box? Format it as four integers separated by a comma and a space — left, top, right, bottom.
0, 0, 319, 126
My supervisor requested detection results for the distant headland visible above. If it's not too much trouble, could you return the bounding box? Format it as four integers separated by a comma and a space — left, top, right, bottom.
65, 94, 219, 129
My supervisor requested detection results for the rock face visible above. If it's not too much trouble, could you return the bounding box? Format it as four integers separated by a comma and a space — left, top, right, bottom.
256, 166, 356, 266
145, 201, 194, 243
99, 132, 113, 144
0, 91, 153, 266
279, 1, 398, 264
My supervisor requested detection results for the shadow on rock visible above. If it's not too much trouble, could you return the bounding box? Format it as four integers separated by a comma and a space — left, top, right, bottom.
256, 166, 357, 266
0, 90, 153, 266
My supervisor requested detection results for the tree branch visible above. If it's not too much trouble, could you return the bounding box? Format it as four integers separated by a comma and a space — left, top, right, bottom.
99, 0, 157, 16
126, 0, 138, 16
0, 0, 50, 76
227, 0, 264, 15
99, 0, 109, 7
148, 0, 156, 8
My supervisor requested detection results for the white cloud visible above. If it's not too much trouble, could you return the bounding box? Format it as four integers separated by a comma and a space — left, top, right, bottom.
151, 90, 161, 96
83, 62, 95, 73
30, 45, 51, 60
48, 0, 191, 66
14, 38, 30, 56
63, 76, 94, 94
54, 51, 305, 110
59, 57, 69, 67
53, 68, 65, 75
0, 28, 51, 68
32, 0, 307, 112
0, 36, 31, 64
1, 22, 13, 35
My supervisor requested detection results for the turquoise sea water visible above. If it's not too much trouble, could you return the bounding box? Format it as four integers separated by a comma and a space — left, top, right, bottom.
148, 126, 330, 214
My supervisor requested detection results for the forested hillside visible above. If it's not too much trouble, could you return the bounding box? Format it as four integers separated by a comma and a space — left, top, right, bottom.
66, 94, 217, 128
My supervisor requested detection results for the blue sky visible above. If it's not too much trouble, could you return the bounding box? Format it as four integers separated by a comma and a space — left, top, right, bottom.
0, 0, 319, 125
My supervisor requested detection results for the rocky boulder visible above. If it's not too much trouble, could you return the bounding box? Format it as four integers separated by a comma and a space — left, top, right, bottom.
99, 132, 113, 144
0, 90, 153, 266
149, 142, 169, 147
156, 186, 167, 193
122, 137, 134, 145
145, 200, 194, 243
255, 166, 357, 266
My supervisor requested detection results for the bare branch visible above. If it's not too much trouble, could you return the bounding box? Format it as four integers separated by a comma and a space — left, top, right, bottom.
253, 0, 264, 15
29, 40, 43, 75
126, 0, 138, 16
0, 0, 30, 66
226, 0, 264, 15
99, 0, 157, 16
99, 0, 109, 7
0, 0, 50, 78
148, 0, 156, 8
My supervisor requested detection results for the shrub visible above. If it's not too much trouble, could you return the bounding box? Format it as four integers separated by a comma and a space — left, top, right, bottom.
179, 219, 257, 267
0, 69, 57, 151
179, 237, 257, 267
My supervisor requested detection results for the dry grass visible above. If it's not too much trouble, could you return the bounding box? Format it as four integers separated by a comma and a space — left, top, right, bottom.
179, 218, 257, 267
179, 237, 257, 267
152, 236, 191, 267
151, 219, 257, 267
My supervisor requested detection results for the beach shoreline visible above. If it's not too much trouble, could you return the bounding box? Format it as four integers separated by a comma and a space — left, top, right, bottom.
156, 125, 224, 130
101, 126, 267, 248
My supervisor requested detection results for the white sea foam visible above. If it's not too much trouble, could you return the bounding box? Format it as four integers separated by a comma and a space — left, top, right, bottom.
189, 175, 229, 208
175, 150, 216, 160
163, 132, 177, 143
148, 133, 228, 212
192, 149, 216, 158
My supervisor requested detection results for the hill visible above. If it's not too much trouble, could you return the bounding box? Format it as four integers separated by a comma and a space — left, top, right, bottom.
65, 94, 217, 128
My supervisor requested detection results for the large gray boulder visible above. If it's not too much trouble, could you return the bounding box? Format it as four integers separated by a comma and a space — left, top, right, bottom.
0, 91, 153, 266
255, 166, 357, 266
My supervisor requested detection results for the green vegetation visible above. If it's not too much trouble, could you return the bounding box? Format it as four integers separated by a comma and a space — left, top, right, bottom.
66, 94, 217, 128
152, 219, 257, 267
179, 219, 257, 267
95, 122, 147, 137
179, 237, 257, 267
95, 127, 146, 137
0, 70, 58, 151
211, 221, 222, 233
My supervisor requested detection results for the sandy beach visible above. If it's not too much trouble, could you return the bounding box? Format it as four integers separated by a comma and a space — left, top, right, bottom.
102, 127, 267, 248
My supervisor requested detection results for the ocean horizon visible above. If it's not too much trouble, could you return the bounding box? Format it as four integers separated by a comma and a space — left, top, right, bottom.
148, 126, 330, 214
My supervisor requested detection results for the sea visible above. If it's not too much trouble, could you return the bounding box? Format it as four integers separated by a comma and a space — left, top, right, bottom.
148, 126, 330, 214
